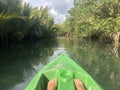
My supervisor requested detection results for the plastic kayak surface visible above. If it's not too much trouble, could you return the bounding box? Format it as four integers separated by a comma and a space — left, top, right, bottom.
25, 54, 103, 90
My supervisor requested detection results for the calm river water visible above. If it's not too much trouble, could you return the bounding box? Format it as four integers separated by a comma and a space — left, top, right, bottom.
0, 38, 120, 90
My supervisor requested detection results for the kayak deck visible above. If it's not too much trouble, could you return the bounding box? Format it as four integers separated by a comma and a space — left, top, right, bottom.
25, 54, 103, 90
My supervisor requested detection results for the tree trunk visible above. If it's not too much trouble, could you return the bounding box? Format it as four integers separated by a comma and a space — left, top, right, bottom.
113, 32, 119, 57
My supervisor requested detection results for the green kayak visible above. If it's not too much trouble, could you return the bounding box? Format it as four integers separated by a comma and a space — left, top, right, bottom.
25, 54, 103, 90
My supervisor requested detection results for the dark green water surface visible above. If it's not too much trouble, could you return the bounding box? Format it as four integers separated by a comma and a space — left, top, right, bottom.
0, 38, 120, 90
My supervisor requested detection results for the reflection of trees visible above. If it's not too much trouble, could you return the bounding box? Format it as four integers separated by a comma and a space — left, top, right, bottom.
59, 38, 120, 90
0, 40, 58, 90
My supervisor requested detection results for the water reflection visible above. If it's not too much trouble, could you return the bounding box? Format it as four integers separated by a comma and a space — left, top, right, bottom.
58, 38, 120, 90
0, 40, 58, 90
0, 38, 120, 90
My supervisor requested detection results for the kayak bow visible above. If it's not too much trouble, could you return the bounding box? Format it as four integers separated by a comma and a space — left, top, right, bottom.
25, 54, 103, 90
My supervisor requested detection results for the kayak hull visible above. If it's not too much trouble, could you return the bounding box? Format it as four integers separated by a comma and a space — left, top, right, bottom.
25, 54, 103, 90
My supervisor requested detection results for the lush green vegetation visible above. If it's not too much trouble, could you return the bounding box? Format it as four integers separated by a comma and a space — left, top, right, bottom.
0, 0, 59, 44
1, 0, 120, 44
60, 0, 120, 43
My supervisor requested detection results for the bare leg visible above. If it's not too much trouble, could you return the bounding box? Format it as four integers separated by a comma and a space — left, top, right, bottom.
47, 79, 57, 90
74, 79, 85, 90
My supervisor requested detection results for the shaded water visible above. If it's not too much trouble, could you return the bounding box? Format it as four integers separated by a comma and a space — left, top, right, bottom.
0, 38, 120, 90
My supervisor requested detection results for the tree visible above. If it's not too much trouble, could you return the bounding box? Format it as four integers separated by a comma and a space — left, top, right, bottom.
61, 0, 120, 43
0, 0, 58, 44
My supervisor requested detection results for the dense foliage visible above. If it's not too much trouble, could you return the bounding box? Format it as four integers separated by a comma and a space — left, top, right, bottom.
0, 0, 58, 44
60, 0, 120, 42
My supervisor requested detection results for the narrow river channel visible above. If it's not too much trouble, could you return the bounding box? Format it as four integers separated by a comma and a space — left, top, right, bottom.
0, 37, 120, 90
